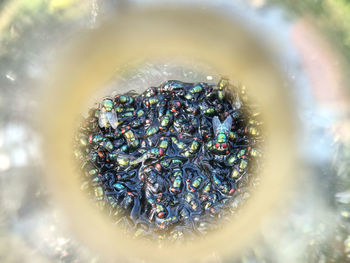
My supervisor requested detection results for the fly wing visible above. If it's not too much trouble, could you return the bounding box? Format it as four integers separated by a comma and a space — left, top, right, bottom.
212, 116, 221, 134
130, 197, 141, 221
232, 94, 242, 110
98, 109, 108, 128
223, 115, 233, 132
106, 111, 119, 129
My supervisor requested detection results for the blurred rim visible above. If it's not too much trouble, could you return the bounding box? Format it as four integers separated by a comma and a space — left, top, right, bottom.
42, 6, 295, 263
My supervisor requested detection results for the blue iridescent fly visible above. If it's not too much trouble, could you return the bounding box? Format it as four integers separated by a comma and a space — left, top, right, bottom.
212, 115, 232, 152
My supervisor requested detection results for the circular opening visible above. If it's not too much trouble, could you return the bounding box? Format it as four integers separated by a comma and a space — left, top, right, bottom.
41, 7, 295, 262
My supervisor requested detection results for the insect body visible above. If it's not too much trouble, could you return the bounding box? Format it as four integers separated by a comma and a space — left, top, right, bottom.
211, 115, 232, 153
75, 78, 262, 240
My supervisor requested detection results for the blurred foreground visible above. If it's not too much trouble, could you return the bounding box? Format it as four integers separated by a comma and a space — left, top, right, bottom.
1, 1, 350, 262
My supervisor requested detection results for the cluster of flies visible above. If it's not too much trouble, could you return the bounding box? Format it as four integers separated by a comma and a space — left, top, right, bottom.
74, 78, 262, 240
